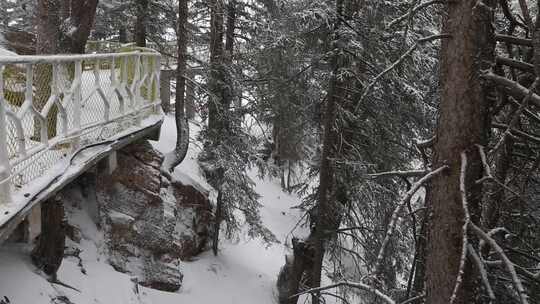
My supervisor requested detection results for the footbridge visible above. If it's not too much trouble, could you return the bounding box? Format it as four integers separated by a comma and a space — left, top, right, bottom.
0, 50, 163, 243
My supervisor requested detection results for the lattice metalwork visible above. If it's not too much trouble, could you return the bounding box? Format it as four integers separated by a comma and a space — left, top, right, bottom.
0, 51, 161, 204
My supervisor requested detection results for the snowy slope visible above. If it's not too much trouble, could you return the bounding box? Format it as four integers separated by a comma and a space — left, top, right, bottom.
0, 115, 308, 304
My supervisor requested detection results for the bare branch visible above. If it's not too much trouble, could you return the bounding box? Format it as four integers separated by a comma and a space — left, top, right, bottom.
491, 78, 540, 156
373, 165, 449, 275
291, 281, 395, 304
476, 144, 492, 183
399, 294, 426, 304
450, 152, 471, 304
482, 72, 540, 108
496, 56, 535, 73
495, 34, 532, 46
470, 222, 530, 304
492, 123, 540, 144
467, 244, 496, 301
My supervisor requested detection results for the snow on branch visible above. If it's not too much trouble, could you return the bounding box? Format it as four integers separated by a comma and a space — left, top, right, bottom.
373, 165, 448, 275
415, 136, 435, 148
354, 34, 451, 113
387, 0, 445, 28
368, 170, 429, 179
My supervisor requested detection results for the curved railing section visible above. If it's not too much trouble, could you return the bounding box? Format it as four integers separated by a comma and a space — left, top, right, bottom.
0, 51, 161, 205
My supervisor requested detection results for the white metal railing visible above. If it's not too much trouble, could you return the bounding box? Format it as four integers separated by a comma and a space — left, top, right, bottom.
0, 51, 161, 205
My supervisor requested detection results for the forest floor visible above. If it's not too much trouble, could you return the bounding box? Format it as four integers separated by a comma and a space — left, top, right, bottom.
0, 115, 312, 304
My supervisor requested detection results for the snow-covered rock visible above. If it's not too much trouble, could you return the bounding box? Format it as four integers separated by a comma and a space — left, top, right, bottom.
96, 140, 212, 292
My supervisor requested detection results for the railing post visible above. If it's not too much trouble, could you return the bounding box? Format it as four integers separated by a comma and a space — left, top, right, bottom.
155, 55, 161, 114
133, 55, 142, 126
72, 60, 82, 150
0, 65, 12, 205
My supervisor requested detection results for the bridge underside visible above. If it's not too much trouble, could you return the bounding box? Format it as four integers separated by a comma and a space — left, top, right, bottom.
0, 115, 163, 244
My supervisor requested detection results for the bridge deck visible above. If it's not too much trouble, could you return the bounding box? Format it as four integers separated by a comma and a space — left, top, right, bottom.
0, 51, 163, 243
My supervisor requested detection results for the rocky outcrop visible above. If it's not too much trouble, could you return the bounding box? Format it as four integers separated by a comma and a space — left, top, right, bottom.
96, 140, 212, 292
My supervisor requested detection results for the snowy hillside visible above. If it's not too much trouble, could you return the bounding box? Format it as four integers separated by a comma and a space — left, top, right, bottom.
0, 115, 309, 304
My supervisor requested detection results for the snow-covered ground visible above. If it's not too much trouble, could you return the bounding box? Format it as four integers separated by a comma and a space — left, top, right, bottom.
0, 115, 309, 304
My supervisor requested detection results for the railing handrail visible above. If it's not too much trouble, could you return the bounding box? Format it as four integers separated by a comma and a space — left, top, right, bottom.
0, 51, 160, 64
0, 51, 162, 206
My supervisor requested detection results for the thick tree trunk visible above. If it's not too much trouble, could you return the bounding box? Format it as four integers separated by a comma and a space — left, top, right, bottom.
31, 197, 66, 277
208, 0, 226, 137
223, 0, 236, 110
166, 0, 190, 173
119, 27, 128, 43
207, 0, 227, 255
185, 68, 196, 119
135, 0, 148, 47
212, 190, 223, 255
310, 1, 345, 303
66, 0, 99, 54
425, 1, 496, 304
35, 0, 60, 139
37, 0, 60, 55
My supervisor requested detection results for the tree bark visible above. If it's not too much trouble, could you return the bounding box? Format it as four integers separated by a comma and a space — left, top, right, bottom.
310, 1, 345, 303
185, 68, 196, 119
425, 1, 496, 303
65, 0, 99, 54
31, 197, 66, 277
135, 0, 148, 47
223, 0, 236, 110
37, 0, 60, 55
35, 0, 61, 139
212, 190, 223, 255
208, 0, 226, 137
166, 0, 190, 173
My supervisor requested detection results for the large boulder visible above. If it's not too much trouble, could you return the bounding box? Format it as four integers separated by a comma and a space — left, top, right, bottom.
96, 140, 212, 292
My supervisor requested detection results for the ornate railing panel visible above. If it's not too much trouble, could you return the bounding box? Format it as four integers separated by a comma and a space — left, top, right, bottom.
0, 51, 161, 205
